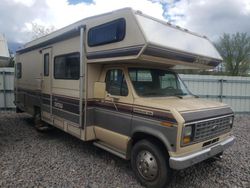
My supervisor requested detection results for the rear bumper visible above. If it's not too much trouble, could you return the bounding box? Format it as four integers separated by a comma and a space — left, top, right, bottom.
169, 136, 235, 170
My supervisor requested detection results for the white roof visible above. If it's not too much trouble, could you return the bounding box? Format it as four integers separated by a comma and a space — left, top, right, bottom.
136, 14, 222, 61
0, 34, 10, 58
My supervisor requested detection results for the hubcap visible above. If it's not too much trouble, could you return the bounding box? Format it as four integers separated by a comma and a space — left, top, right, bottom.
136, 150, 158, 181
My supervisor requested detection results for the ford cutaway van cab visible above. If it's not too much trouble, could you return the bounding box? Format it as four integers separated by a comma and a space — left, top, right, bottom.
15, 8, 235, 188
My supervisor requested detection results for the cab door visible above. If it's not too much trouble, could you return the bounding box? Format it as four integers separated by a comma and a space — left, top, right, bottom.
41, 48, 53, 123
94, 67, 133, 136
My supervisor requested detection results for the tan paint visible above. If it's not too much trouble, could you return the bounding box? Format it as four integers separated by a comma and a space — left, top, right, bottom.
84, 126, 96, 141
67, 123, 81, 138
41, 111, 52, 123
94, 82, 106, 99
170, 108, 185, 151
54, 118, 64, 130
140, 55, 212, 69
133, 97, 227, 113
94, 126, 130, 153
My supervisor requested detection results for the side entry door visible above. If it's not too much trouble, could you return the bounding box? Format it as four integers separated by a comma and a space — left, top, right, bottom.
41, 48, 53, 123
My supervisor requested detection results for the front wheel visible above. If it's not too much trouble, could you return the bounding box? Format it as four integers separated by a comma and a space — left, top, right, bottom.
131, 139, 172, 188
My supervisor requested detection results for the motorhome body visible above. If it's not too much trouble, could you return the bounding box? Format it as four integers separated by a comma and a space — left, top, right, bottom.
15, 8, 235, 188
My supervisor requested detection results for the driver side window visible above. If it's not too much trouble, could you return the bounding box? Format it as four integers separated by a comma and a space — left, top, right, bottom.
105, 69, 128, 96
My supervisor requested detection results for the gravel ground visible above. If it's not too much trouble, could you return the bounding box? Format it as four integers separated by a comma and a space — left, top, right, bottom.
0, 112, 249, 188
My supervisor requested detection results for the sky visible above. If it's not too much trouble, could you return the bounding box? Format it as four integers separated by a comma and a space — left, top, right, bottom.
0, 0, 250, 50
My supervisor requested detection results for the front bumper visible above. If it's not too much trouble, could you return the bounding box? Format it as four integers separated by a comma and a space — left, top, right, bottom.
169, 136, 235, 170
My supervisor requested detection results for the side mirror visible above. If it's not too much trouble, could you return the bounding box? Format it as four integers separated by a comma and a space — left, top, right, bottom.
94, 82, 106, 99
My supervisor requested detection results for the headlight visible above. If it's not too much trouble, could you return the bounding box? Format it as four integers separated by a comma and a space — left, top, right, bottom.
182, 125, 194, 145
184, 126, 192, 136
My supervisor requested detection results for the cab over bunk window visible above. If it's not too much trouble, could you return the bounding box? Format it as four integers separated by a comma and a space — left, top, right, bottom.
105, 69, 128, 96
16, 63, 22, 79
54, 53, 80, 80
88, 18, 126, 47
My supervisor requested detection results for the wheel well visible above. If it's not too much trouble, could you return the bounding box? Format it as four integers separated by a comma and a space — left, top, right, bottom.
129, 132, 169, 159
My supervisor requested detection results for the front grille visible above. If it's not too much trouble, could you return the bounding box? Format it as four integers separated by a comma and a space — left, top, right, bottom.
193, 116, 232, 142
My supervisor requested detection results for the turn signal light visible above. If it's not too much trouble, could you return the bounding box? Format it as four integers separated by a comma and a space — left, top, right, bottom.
183, 136, 191, 144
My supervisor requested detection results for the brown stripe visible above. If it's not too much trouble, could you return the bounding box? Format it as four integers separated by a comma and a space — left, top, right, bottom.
89, 101, 133, 114
16, 88, 176, 122
181, 107, 233, 122
52, 95, 79, 105
17, 87, 41, 97
52, 95, 79, 114
90, 101, 176, 122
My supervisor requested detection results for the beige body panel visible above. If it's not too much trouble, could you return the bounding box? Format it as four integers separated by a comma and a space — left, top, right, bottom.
134, 97, 227, 113
16, 35, 103, 98
15, 50, 43, 91
52, 37, 80, 98
94, 126, 130, 152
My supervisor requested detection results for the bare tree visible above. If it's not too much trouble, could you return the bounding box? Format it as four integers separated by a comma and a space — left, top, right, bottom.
215, 33, 250, 76
31, 22, 55, 39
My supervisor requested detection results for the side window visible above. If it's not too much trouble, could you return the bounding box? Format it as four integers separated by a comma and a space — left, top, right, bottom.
16, 63, 22, 79
54, 53, 80, 80
105, 69, 128, 96
44, 53, 49, 76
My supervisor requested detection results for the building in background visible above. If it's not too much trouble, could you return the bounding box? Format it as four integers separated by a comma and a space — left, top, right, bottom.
0, 33, 10, 67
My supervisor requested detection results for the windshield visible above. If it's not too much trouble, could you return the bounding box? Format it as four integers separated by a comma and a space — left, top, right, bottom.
128, 68, 190, 97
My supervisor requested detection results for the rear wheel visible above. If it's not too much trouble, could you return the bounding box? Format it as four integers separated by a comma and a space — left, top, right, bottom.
131, 139, 172, 188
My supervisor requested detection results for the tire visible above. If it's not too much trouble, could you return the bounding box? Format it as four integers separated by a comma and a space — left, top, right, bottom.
131, 139, 172, 188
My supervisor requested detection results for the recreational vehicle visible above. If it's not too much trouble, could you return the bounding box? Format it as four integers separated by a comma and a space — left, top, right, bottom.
15, 8, 235, 188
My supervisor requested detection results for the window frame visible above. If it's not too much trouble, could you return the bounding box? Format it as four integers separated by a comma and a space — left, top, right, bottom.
53, 52, 80, 80
44, 53, 49, 76
88, 18, 126, 47
105, 69, 129, 97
